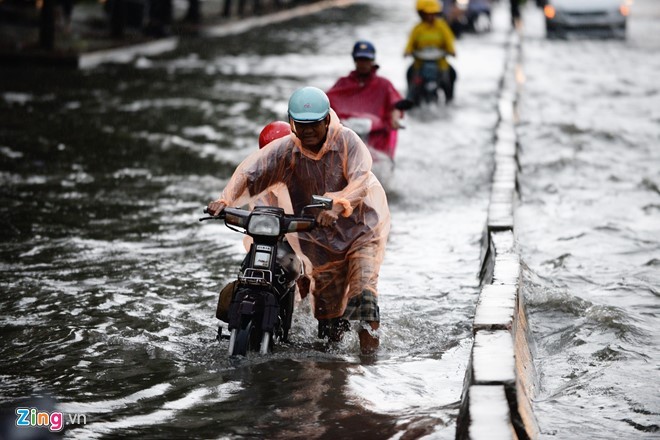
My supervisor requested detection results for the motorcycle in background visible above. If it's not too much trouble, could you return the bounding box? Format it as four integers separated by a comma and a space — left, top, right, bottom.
200, 196, 333, 356
407, 47, 456, 107
443, 0, 492, 37
342, 115, 396, 186
340, 99, 412, 188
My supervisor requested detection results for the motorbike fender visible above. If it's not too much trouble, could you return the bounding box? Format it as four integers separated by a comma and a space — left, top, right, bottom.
228, 287, 258, 329
276, 245, 302, 283
261, 293, 279, 333
420, 61, 439, 83
238, 301, 256, 315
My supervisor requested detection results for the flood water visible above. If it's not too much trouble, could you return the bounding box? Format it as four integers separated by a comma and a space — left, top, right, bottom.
0, 1, 505, 438
516, 3, 660, 438
1, 0, 658, 439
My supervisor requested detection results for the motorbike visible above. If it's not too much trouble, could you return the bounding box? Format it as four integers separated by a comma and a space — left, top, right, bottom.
341, 116, 396, 186
199, 195, 333, 356
444, 0, 492, 37
340, 100, 412, 187
407, 47, 456, 107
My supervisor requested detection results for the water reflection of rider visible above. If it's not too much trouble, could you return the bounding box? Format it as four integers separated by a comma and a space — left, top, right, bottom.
206, 87, 391, 355
226, 360, 399, 439
326, 41, 404, 159
404, 0, 457, 102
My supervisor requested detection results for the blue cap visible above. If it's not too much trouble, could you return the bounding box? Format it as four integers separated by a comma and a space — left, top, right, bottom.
352, 40, 376, 60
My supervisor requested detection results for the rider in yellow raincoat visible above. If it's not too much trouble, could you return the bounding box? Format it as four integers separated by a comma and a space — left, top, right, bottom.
207, 87, 390, 354
404, 0, 457, 102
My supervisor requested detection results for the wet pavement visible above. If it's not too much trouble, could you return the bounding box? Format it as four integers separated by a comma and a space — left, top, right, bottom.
1, 0, 510, 438
516, 1, 660, 437
2, 0, 659, 438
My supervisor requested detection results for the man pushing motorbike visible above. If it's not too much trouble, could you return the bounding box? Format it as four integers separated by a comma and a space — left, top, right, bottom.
207, 87, 391, 355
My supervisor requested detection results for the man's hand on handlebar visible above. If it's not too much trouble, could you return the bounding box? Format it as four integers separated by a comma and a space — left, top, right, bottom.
391, 110, 403, 130
206, 200, 227, 217
316, 202, 344, 227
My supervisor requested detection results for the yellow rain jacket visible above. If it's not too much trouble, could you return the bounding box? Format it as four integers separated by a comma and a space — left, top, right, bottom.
404, 17, 456, 71
215, 110, 391, 320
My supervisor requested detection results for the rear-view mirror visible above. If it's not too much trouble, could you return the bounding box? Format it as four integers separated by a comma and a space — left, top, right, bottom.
311, 195, 333, 210
394, 99, 414, 111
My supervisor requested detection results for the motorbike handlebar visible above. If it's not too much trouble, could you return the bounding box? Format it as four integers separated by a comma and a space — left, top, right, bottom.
413, 48, 448, 61
199, 207, 225, 222
199, 206, 320, 230
394, 99, 414, 111
199, 195, 331, 225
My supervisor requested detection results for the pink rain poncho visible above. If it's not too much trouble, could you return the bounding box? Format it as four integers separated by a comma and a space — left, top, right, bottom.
326, 67, 402, 158
214, 110, 391, 320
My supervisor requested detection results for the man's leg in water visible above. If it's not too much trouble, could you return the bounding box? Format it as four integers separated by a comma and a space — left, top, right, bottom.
347, 243, 383, 354
315, 247, 382, 353
314, 265, 349, 340
359, 321, 380, 354
342, 289, 380, 354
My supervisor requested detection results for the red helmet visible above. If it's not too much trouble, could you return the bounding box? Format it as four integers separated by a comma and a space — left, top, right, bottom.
258, 121, 291, 149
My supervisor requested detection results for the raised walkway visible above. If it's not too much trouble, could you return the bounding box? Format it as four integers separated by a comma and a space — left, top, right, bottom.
0, 0, 355, 68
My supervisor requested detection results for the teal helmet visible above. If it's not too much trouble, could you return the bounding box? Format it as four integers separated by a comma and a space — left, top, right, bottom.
288, 87, 330, 122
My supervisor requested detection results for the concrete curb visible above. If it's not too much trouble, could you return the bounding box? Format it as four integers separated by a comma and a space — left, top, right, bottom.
455, 29, 539, 440
78, 36, 179, 69
82, 0, 356, 66
202, 0, 357, 37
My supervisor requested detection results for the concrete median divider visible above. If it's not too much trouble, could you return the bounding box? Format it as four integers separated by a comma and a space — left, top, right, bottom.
455, 29, 539, 440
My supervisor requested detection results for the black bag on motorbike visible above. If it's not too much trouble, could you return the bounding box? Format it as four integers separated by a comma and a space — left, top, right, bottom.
216, 280, 238, 322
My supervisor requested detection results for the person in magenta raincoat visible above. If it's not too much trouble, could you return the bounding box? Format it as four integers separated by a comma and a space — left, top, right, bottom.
326, 41, 404, 160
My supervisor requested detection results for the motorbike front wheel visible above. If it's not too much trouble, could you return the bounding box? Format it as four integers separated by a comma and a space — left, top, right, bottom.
232, 318, 263, 356
281, 289, 295, 343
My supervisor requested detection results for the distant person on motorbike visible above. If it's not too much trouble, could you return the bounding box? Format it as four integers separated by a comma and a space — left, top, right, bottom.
326, 40, 405, 159
404, 0, 457, 103
207, 87, 391, 355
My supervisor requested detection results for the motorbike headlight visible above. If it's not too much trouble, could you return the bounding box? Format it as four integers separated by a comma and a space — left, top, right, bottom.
247, 213, 280, 236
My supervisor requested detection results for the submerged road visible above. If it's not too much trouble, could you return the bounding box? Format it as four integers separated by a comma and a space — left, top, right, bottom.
2, 0, 657, 438
1, 0, 510, 437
